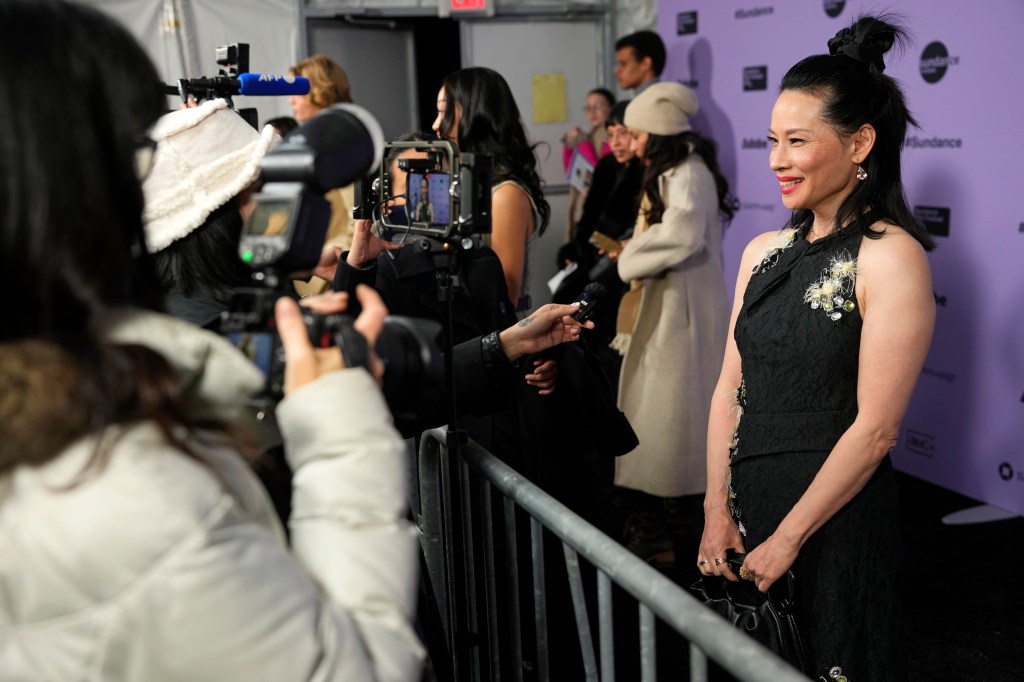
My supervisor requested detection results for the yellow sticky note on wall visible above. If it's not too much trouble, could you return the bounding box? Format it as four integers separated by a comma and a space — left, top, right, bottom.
532, 73, 567, 124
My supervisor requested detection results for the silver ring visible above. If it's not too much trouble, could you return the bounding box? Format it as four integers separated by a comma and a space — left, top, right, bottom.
714, 557, 724, 566
698, 560, 709, 565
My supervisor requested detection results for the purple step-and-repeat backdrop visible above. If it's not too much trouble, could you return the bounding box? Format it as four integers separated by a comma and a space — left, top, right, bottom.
655, 0, 1024, 514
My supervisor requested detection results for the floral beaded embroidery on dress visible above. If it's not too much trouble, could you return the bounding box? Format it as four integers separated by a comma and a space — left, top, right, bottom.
726, 378, 747, 537
804, 251, 858, 322
751, 227, 798, 276
820, 665, 850, 682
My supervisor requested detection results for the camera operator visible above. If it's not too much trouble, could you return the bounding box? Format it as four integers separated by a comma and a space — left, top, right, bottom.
335, 137, 636, 512
143, 99, 291, 328
0, 3, 422, 680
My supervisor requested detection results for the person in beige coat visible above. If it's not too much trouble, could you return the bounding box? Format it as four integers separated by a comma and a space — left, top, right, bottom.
610, 82, 735, 564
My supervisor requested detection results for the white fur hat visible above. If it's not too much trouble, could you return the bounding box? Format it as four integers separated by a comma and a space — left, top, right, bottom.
624, 82, 700, 136
142, 99, 278, 253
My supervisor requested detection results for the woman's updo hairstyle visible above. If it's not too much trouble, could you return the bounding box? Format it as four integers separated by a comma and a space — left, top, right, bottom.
780, 14, 934, 251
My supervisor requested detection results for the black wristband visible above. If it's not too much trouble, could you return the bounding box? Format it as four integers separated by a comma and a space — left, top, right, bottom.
481, 331, 517, 374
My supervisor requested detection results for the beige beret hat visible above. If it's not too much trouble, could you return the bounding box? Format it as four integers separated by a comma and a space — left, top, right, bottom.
624, 82, 700, 136
142, 99, 278, 253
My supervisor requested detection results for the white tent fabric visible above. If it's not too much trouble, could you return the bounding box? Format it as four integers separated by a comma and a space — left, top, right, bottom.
84, 0, 300, 123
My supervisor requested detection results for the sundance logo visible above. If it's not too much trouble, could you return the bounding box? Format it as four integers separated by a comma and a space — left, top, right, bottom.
743, 66, 767, 91
677, 11, 698, 35
914, 205, 950, 238
735, 6, 773, 19
742, 137, 768, 150
823, 0, 845, 18
920, 41, 960, 83
906, 135, 963, 149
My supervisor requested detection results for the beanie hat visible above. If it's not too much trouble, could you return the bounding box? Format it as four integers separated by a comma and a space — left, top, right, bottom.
143, 99, 278, 253
624, 82, 699, 136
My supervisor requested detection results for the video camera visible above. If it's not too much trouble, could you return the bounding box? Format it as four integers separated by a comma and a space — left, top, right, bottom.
223, 104, 444, 417
165, 43, 310, 129
357, 139, 492, 241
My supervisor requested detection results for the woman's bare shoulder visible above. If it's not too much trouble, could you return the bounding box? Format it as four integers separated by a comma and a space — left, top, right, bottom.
858, 222, 929, 274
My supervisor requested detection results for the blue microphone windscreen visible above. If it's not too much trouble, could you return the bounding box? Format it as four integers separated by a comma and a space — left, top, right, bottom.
237, 73, 310, 96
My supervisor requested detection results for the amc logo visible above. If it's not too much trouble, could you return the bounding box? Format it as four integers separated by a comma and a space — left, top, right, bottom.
906, 430, 935, 457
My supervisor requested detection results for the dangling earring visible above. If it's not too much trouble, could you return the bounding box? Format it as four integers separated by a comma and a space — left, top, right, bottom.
856, 165, 868, 181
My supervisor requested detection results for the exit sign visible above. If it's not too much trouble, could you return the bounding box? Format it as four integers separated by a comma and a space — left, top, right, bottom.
439, 0, 493, 16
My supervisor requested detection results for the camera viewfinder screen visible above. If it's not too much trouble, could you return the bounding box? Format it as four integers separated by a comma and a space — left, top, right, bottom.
407, 172, 450, 225
226, 332, 274, 377
245, 199, 293, 237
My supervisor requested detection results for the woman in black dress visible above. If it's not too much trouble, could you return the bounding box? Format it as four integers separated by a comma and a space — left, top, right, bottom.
698, 15, 935, 681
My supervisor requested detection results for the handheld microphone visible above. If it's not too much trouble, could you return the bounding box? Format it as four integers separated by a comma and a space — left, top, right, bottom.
571, 282, 607, 323
237, 73, 310, 96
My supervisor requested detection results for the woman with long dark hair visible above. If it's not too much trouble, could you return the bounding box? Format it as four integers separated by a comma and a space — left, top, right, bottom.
699, 15, 934, 679
0, 1, 423, 679
611, 82, 735, 565
433, 67, 550, 311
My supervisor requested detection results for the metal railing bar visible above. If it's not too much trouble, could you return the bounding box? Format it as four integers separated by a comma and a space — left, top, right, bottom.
503, 496, 524, 682
640, 604, 656, 682
481, 481, 501, 681
447, 434, 808, 682
690, 642, 709, 682
562, 545, 598, 681
598, 571, 615, 682
416, 435, 449, 642
460, 460, 482, 680
531, 517, 549, 682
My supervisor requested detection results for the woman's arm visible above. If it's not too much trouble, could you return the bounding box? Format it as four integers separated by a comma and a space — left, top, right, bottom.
741, 227, 935, 592
700, 232, 776, 579
616, 160, 714, 282
490, 183, 536, 306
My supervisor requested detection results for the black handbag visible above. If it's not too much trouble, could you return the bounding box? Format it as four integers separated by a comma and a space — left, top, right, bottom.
690, 550, 810, 675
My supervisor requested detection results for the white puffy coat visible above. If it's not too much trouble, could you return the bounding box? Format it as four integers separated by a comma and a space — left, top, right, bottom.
0, 311, 424, 681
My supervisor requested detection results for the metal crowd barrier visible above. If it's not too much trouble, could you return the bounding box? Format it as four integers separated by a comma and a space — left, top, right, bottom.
412, 428, 808, 682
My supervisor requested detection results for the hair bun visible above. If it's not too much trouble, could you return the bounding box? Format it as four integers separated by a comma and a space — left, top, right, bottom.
827, 19, 895, 74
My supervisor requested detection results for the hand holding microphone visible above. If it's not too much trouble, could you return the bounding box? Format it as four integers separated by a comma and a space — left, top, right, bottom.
497, 284, 605, 362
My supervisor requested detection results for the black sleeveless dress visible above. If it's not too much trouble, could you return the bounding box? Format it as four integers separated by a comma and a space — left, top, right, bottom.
731, 226, 905, 681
